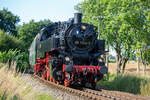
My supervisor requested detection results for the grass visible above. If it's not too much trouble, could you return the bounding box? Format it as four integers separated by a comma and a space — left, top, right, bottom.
0, 63, 3, 69
97, 73, 150, 96
0, 91, 7, 100
0, 63, 57, 100
0, 90, 19, 100
140, 81, 150, 97
0, 92, 55, 100
37, 94, 56, 100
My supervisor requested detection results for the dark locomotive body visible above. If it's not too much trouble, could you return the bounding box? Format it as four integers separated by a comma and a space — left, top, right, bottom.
29, 13, 107, 88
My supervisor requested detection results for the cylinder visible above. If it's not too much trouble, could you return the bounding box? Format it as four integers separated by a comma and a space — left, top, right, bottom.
74, 13, 82, 24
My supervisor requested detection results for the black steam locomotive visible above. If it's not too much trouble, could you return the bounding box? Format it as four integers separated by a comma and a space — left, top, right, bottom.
29, 13, 107, 88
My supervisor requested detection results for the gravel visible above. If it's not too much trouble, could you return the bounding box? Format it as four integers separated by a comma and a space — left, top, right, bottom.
21, 74, 87, 100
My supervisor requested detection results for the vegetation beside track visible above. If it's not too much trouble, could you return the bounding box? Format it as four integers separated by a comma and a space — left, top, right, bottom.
0, 64, 56, 100
97, 73, 150, 97
0, 90, 18, 100
0, 49, 29, 72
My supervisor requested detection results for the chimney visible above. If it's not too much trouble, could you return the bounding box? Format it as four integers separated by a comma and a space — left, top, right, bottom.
74, 13, 82, 24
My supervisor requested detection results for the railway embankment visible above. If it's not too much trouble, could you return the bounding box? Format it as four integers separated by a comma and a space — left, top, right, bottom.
0, 63, 56, 100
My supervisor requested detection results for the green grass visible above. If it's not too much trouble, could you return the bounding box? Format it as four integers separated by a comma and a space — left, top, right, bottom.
0, 92, 7, 100
22, 86, 32, 96
140, 81, 150, 96
0, 63, 3, 69
0, 90, 18, 100
36, 94, 56, 100
97, 73, 150, 96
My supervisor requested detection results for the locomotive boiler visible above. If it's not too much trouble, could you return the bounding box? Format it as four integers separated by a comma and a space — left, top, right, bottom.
29, 13, 108, 88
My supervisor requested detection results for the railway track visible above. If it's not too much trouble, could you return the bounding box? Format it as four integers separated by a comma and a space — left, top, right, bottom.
83, 88, 150, 100
32, 74, 150, 100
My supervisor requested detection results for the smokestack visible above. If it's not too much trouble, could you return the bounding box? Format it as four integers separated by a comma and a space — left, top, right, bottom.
74, 13, 82, 24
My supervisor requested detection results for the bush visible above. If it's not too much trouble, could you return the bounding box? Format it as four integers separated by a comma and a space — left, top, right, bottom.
0, 49, 18, 63
0, 30, 24, 52
0, 49, 29, 72
15, 52, 29, 72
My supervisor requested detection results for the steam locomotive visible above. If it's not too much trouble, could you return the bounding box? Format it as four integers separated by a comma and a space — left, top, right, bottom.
29, 13, 107, 88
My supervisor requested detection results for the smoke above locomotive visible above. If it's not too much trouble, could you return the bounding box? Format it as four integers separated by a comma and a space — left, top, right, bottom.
29, 13, 108, 88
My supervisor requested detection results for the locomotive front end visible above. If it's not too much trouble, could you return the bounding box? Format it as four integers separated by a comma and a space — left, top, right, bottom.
66, 13, 96, 53
62, 13, 108, 88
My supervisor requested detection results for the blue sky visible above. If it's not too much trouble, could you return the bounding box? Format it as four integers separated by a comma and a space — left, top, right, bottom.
0, 0, 83, 24
0, 0, 116, 56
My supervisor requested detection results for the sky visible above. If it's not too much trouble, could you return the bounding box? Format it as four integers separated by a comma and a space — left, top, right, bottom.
0, 0, 116, 56
0, 0, 83, 24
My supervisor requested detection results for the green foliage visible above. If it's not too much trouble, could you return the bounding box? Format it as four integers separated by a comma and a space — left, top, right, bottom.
76, 0, 150, 72
37, 94, 56, 100
18, 20, 52, 50
12, 95, 18, 100
148, 49, 150, 64
0, 30, 29, 71
15, 52, 29, 72
97, 74, 150, 95
0, 49, 18, 63
0, 30, 24, 52
0, 9, 52, 71
0, 8, 20, 36
0, 91, 18, 100
0, 49, 29, 72
0, 63, 3, 68
0, 92, 7, 100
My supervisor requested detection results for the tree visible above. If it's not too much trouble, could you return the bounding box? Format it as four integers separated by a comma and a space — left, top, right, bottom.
76, 0, 150, 73
102, 8, 136, 73
18, 19, 52, 50
0, 30, 24, 52
130, 0, 150, 74
0, 8, 20, 36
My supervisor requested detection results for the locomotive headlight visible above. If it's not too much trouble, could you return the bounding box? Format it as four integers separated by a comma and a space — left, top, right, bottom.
98, 55, 104, 62
65, 57, 70, 61
81, 25, 86, 30
98, 57, 103, 62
